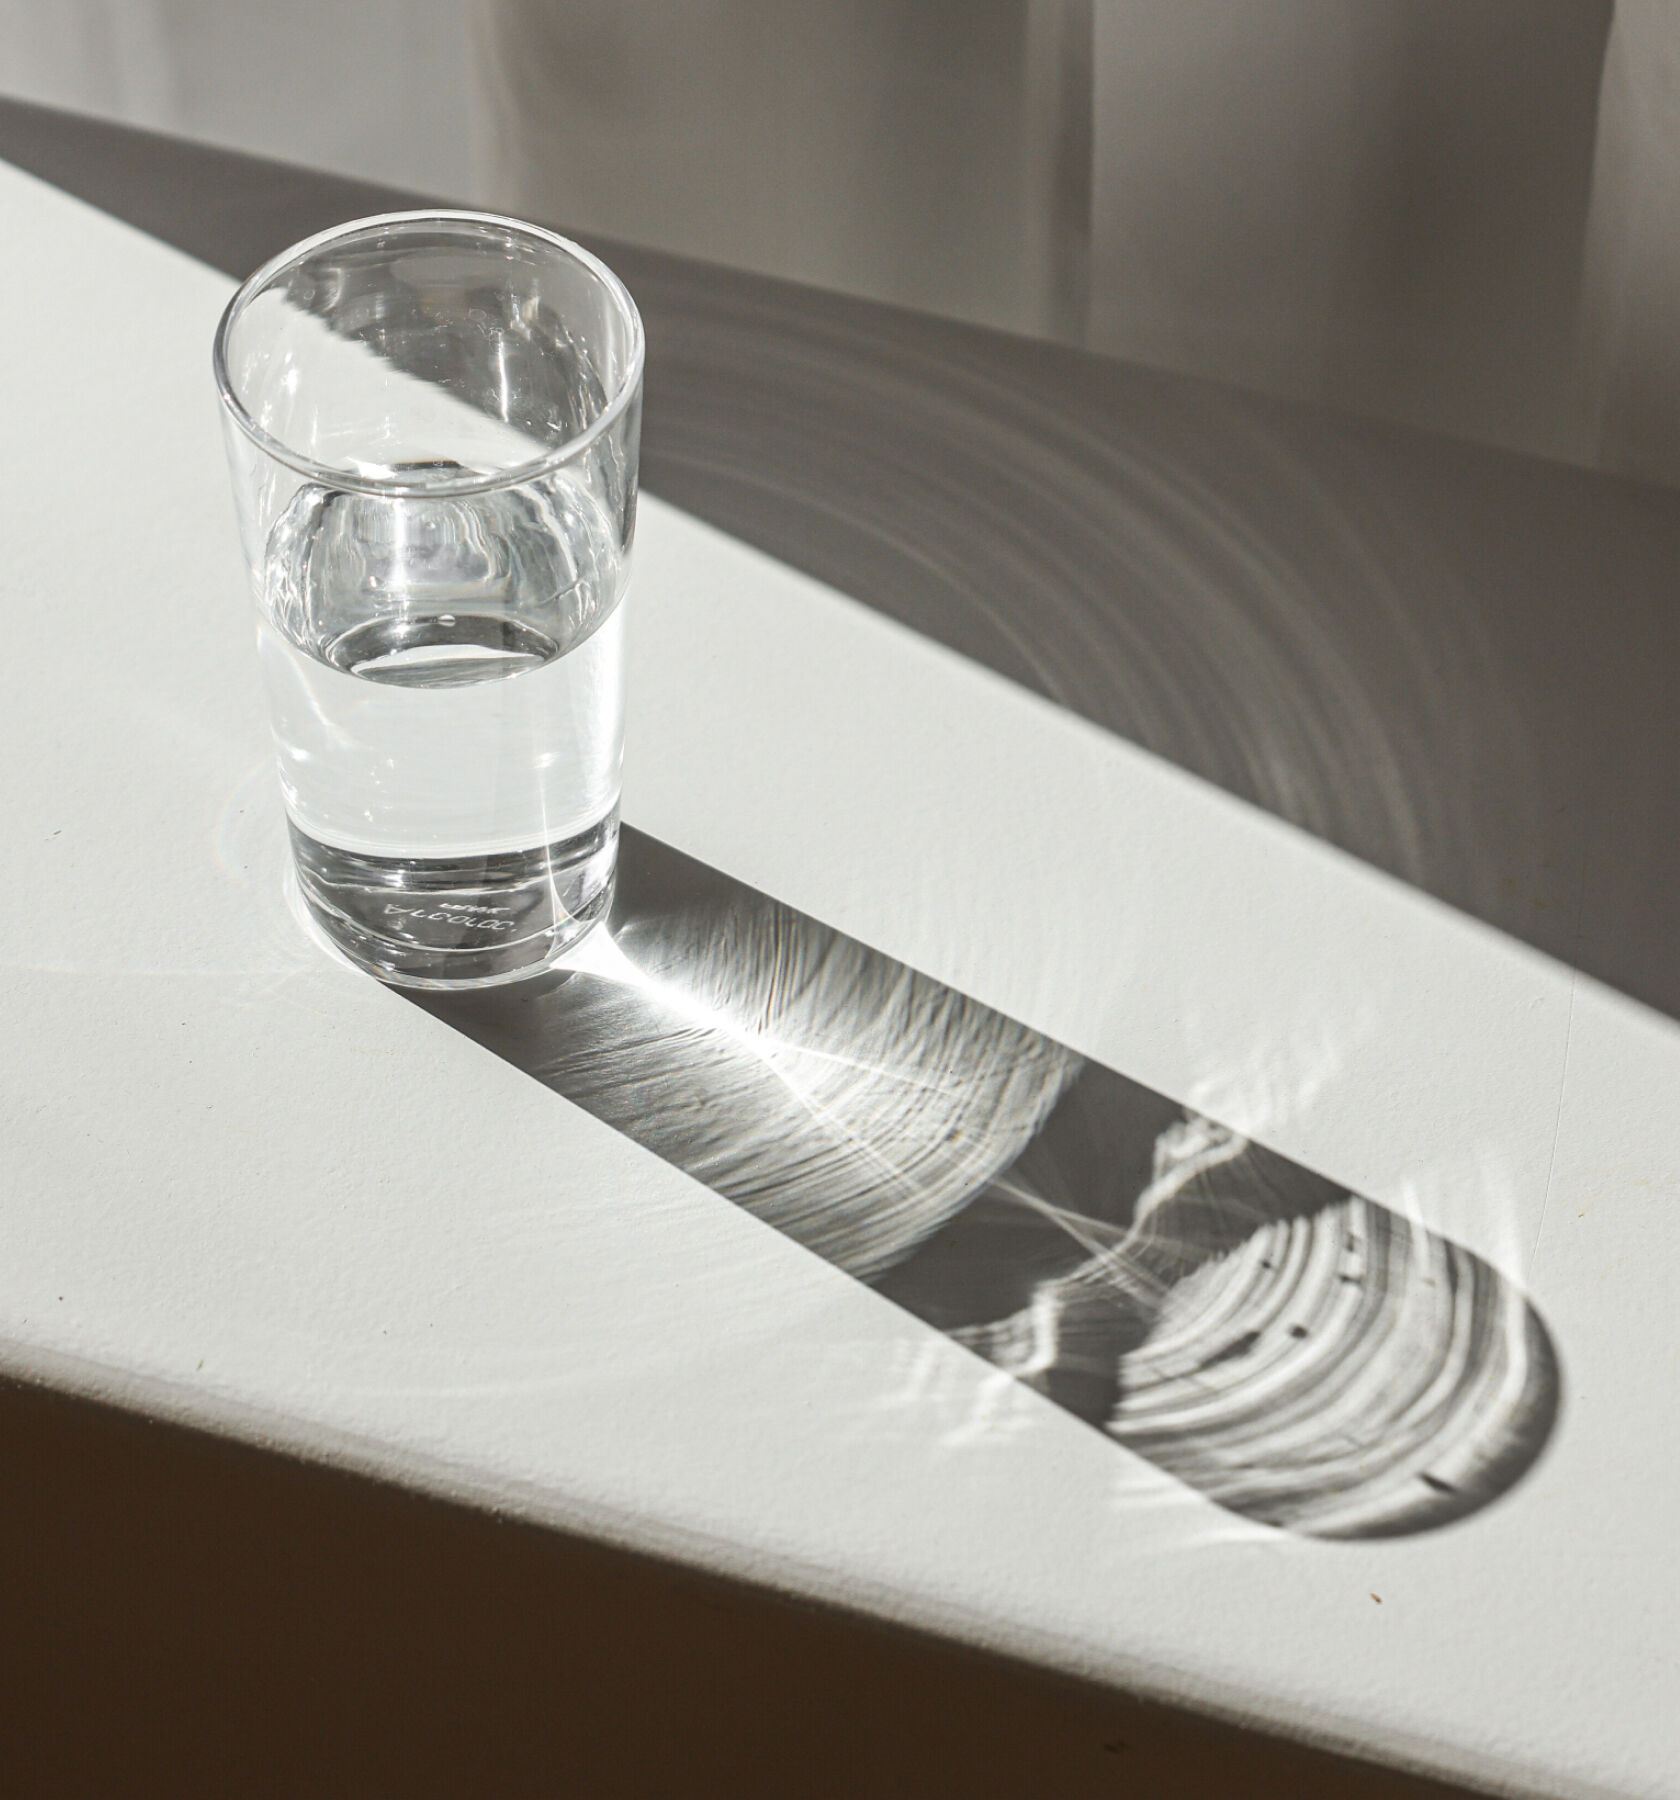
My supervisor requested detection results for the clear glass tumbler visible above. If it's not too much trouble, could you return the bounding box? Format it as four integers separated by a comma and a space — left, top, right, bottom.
214, 212, 643, 988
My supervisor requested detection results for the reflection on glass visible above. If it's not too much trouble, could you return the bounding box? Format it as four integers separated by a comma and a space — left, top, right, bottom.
422, 830, 1558, 1539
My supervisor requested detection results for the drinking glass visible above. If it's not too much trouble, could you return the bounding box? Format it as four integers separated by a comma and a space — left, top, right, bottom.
214, 211, 643, 987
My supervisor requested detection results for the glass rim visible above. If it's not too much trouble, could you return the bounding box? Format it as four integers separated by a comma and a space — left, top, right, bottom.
212, 209, 646, 499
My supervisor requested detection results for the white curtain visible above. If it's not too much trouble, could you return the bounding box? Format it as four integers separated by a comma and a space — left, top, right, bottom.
9, 0, 1680, 483
1086, 0, 1612, 465
471, 0, 1090, 341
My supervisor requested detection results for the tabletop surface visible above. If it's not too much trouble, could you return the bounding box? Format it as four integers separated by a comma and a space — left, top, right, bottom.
2, 101, 1677, 1800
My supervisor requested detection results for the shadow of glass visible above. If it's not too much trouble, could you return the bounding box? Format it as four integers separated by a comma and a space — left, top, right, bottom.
419, 828, 1559, 1540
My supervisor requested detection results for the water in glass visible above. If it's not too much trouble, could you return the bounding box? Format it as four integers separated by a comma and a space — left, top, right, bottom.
258, 468, 627, 985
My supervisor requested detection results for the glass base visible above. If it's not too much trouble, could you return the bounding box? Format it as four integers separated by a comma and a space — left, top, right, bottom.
289, 811, 618, 989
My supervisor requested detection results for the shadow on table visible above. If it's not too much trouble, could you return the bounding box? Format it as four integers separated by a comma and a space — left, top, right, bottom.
419, 829, 1559, 1540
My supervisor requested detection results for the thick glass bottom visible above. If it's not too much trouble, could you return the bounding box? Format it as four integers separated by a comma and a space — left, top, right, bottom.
289, 810, 618, 989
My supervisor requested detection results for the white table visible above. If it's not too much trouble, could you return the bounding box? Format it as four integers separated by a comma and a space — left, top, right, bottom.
2, 152, 1677, 1799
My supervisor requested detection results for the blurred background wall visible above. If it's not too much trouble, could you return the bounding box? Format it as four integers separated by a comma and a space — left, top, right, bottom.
0, 0, 478, 197
1, 0, 1673, 483
1580, 0, 1680, 484
1086, 1, 1609, 463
